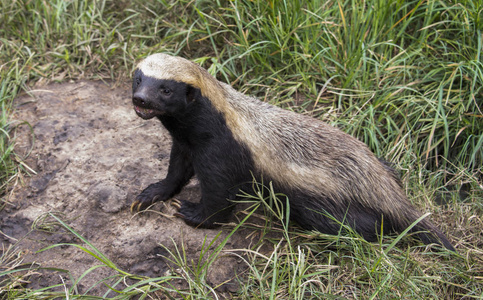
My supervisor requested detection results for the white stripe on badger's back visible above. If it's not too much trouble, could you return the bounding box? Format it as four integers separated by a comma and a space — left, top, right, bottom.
220, 83, 409, 220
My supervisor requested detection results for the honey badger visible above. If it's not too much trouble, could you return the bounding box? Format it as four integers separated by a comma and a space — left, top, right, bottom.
130, 53, 455, 251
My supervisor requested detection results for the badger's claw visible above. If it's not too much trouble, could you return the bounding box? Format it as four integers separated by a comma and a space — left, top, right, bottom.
170, 198, 182, 209
130, 195, 160, 212
172, 199, 186, 219
130, 201, 142, 212
173, 211, 185, 219
130, 199, 151, 212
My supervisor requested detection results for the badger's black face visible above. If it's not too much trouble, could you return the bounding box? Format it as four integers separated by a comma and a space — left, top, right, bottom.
132, 69, 192, 119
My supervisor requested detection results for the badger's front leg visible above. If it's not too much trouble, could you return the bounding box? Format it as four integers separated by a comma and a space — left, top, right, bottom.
131, 141, 194, 211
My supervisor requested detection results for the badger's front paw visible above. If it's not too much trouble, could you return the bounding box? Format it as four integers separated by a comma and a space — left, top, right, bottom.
173, 200, 218, 228
131, 182, 171, 212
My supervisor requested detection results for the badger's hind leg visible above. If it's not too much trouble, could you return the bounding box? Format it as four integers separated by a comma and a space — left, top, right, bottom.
174, 194, 234, 228
173, 200, 220, 228
174, 200, 231, 228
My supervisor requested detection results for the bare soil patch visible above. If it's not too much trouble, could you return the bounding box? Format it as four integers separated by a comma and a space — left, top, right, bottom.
2, 81, 270, 296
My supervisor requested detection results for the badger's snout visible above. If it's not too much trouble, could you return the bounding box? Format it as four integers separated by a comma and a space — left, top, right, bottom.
132, 91, 160, 120
132, 92, 148, 107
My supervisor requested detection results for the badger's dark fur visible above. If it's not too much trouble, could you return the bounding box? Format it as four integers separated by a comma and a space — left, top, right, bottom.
130, 53, 455, 251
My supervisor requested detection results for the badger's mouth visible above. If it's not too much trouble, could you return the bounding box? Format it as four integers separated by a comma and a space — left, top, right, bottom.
134, 105, 162, 120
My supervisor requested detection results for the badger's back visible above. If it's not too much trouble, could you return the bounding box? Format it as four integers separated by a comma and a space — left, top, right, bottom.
222, 83, 403, 210
221, 83, 454, 250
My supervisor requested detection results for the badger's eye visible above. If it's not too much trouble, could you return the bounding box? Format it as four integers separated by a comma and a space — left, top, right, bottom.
161, 88, 172, 95
134, 77, 141, 87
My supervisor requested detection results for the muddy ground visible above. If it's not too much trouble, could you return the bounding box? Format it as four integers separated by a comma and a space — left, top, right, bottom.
1, 81, 276, 297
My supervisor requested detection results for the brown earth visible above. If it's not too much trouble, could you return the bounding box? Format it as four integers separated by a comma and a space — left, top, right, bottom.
1, 81, 276, 297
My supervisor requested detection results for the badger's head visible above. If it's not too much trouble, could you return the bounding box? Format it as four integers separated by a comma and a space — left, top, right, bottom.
132, 53, 204, 119
132, 70, 193, 119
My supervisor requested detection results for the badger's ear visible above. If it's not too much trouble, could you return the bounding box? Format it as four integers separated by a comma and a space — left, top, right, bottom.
186, 85, 200, 103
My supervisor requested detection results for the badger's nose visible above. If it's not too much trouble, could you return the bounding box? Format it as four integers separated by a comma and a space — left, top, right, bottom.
132, 92, 147, 107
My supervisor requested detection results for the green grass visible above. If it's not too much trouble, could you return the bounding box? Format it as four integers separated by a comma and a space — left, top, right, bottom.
1, 0, 482, 299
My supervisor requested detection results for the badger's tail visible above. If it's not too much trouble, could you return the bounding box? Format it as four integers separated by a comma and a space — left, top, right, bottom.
413, 219, 456, 252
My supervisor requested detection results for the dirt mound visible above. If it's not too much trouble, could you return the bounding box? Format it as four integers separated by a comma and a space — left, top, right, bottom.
1, 81, 269, 296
